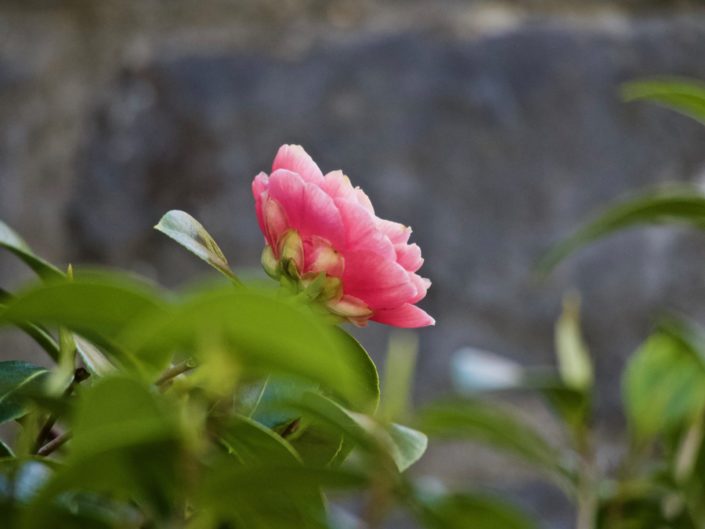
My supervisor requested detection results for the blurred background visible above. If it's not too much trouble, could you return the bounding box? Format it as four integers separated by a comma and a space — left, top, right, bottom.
2, 1, 705, 527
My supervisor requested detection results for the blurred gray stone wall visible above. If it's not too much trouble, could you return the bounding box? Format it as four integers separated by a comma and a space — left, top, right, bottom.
3, 2, 705, 527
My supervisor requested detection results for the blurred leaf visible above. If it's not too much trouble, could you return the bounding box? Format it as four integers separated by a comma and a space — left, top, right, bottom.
418, 400, 568, 482
220, 414, 301, 465
285, 392, 425, 472
121, 286, 379, 412
25, 376, 183, 527
451, 347, 524, 394
0, 361, 49, 424
198, 461, 366, 529
0, 220, 63, 281
0, 441, 13, 458
622, 77, 705, 125
415, 490, 541, 529
555, 292, 593, 391
0, 275, 169, 378
155, 210, 237, 281
624, 326, 705, 441
73, 336, 115, 377
379, 332, 418, 422
388, 423, 427, 472
533, 378, 590, 432
539, 188, 705, 273
0, 289, 60, 363
240, 376, 316, 431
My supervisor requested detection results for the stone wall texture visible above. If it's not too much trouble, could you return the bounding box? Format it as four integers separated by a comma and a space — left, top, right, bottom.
2, 2, 705, 527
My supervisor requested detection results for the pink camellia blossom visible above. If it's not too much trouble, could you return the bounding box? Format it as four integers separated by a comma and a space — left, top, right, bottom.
252, 144, 434, 328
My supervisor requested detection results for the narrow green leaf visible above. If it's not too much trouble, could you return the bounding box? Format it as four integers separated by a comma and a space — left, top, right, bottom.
555, 292, 593, 391
0, 440, 13, 458
73, 335, 115, 377
539, 188, 705, 273
0, 289, 60, 362
0, 361, 49, 423
0, 220, 63, 280
418, 400, 568, 482
624, 326, 705, 441
622, 77, 705, 125
155, 210, 236, 281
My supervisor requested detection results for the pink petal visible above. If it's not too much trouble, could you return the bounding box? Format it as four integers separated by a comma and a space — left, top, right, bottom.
371, 304, 435, 328
262, 197, 289, 250
354, 187, 375, 213
272, 144, 323, 184
268, 170, 344, 248
252, 172, 270, 236
342, 250, 417, 309
321, 170, 354, 200
334, 198, 395, 260
378, 219, 411, 245
396, 243, 423, 272
408, 273, 431, 303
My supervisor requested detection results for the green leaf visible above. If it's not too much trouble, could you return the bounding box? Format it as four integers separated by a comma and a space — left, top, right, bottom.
73, 335, 115, 377
121, 286, 379, 411
539, 187, 705, 273
388, 423, 427, 472
219, 414, 301, 465
415, 490, 541, 529
282, 392, 425, 472
155, 210, 237, 281
0, 289, 60, 363
622, 77, 705, 125
0, 220, 63, 281
0, 361, 49, 423
555, 292, 593, 391
417, 400, 569, 483
624, 325, 705, 441
24, 376, 183, 527
0, 275, 169, 377
0, 440, 13, 458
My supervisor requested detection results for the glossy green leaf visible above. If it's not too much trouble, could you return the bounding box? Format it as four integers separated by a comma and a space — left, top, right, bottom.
624, 326, 705, 441
0, 220, 63, 281
0, 289, 60, 363
121, 286, 379, 412
415, 490, 541, 529
282, 392, 425, 471
155, 210, 237, 281
219, 414, 301, 465
622, 77, 705, 125
0, 441, 13, 458
0, 361, 49, 424
73, 335, 115, 377
0, 275, 169, 377
418, 400, 568, 482
555, 293, 593, 391
539, 188, 705, 273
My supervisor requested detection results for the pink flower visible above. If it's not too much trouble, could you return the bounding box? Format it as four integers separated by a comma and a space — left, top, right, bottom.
252, 145, 434, 328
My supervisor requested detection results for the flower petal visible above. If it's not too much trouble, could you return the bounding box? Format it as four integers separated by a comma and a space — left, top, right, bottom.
252, 172, 270, 236
408, 273, 431, 303
396, 243, 423, 272
342, 250, 417, 309
335, 198, 395, 259
273, 144, 323, 184
378, 219, 412, 245
371, 304, 435, 328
